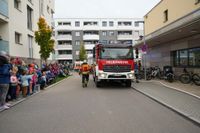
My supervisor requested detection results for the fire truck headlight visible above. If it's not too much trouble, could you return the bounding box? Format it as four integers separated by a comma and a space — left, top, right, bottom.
99, 73, 107, 78
128, 73, 134, 78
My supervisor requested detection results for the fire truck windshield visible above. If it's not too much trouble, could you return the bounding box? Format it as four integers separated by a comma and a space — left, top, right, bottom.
100, 47, 133, 60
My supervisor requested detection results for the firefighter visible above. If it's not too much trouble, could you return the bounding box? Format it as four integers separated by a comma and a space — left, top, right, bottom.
79, 60, 90, 87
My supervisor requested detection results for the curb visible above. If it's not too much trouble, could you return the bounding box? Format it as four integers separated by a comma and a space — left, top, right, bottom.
139, 80, 200, 100
0, 76, 70, 112
132, 87, 200, 125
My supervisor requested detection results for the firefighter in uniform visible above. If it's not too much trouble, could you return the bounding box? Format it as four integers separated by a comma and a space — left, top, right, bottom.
79, 60, 90, 87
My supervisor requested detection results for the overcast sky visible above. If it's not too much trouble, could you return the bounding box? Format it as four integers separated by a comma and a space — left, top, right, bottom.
54, 0, 161, 18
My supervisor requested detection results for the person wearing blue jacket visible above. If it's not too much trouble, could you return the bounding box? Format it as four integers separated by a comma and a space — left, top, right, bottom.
0, 51, 11, 110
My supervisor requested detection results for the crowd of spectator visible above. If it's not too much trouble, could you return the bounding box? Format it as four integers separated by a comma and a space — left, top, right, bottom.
0, 51, 70, 110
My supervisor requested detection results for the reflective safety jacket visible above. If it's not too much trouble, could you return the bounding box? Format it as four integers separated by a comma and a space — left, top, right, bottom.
80, 63, 90, 74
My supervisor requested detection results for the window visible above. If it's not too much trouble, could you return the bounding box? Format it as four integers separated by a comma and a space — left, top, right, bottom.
173, 48, 200, 67
101, 40, 107, 44
75, 21, 80, 27
63, 22, 71, 26
27, 6, 33, 30
15, 32, 22, 44
87, 50, 93, 54
164, 9, 168, 22
109, 31, 114, 36
75, 32, 80, 36
14, 0, 21, 10
134, 22, 139, 27
28, 35, 33, 58
58, 22, 62, 25
58, 41, 71, 45
83, 21, 98, 26
58, 50, 72, 55
109, 21, 114, 26
189, 48, 200, 66
102, 21, 107, 27
118, 21, 132, 26
75, 41, 80, 45
102, 31, 107, 36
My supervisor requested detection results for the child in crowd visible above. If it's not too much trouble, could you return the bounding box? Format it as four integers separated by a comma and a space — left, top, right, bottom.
10, 72, 18, 100
40, 71, 46, 90
20, 70, 32, 97
31, 71, 38, 93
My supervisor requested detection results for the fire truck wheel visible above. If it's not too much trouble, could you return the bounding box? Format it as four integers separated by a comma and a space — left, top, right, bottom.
126, 80, 132, 87
95, 77, 101, 87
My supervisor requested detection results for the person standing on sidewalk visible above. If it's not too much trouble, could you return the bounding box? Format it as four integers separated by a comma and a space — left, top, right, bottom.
20, 70, 32, 97
10, 72, 18, 100
0, 51, 12, 109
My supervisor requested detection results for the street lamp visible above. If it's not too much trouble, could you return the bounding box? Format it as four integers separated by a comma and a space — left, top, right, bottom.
135, 21, 147, 80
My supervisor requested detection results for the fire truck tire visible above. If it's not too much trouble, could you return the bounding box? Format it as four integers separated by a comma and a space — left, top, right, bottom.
126, 80, 132, 87
95, 76, 101, 87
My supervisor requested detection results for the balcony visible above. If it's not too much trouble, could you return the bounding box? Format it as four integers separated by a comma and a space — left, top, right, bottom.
0, 0, 8, 17
117, 35, 133, 40
57, 44, 72, 50
84, 44, 95, 50
56, 35, 72, 40
56, 54, 73, 60
0, 40, 9, 53
83, 35, 99, 40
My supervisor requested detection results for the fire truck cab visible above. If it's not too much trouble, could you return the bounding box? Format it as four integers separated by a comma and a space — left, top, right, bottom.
93, 43, 135, 87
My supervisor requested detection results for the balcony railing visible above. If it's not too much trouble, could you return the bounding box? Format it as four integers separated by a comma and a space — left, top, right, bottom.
117, 35, 133, 40
0, 40, 9, 53
57, 44, 72, 50
56, 54, 73, 60
84, 44, 95, 50
0, 0, 8, 17
83, 35, 99, 40
56, 35, 72, 40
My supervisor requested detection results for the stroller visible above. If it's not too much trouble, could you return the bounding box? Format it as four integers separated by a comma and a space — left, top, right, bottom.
163, 66, 174, 82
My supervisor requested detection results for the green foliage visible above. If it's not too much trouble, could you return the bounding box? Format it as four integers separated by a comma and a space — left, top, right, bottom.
79, 42, 87, 61
35, 17, 54, 62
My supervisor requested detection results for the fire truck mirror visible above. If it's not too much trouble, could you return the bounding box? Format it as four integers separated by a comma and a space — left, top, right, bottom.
93, 47, 96, 58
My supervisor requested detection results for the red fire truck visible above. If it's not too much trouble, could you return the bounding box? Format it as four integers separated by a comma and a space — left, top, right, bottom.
93, 43, 135, 87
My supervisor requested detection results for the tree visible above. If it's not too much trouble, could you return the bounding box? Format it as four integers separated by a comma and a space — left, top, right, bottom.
35, 17, 54, 63
79, 42, 87, 61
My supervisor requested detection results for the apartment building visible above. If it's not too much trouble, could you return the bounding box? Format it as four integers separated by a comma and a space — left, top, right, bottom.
136, 0, 200, 74
54, 18, 143, 64
0, 0, 55, 63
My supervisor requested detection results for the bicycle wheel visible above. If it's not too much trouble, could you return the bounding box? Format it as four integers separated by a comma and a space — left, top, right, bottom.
179, 74, 191, 84
192, 74, 200, 86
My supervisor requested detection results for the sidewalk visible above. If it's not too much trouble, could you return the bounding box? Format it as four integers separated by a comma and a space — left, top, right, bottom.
132, 80, 200, 124
0, 77, 70, 112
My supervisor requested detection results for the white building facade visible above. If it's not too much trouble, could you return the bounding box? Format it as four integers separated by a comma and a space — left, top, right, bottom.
54, 18, 143, 64
0, 0, 55, 63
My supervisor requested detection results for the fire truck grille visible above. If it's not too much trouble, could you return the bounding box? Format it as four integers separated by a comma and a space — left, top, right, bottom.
103, 65, 131, 73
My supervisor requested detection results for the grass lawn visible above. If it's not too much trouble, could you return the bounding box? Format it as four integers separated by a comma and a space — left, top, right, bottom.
53, 75, 69, 83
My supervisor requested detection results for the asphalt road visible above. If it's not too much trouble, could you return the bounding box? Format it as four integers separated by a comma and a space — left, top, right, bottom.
0, 73, 200, 133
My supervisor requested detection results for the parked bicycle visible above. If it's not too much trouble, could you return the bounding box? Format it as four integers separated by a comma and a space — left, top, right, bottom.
179, 68, 200, 86
163, 66, 175, 82
150, 66, 162, 79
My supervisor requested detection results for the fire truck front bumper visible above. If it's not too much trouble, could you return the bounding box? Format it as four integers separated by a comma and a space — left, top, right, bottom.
98, 71, 135, 80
